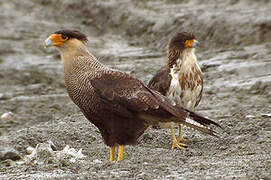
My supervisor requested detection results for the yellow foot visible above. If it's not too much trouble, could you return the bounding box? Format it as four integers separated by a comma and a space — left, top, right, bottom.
117, 145, 124, 161
171, 140, 187, 150
110, 146, 115, 162
171, 125, 187, 150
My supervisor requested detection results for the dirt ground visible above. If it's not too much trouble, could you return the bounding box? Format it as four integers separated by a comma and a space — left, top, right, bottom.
0, 0, 271, 179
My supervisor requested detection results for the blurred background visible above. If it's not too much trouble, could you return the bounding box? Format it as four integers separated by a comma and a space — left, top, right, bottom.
0, 0, 270, 179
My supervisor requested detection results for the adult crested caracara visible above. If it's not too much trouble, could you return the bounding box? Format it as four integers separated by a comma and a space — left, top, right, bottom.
148, 32, 205, 150
44, 29, 220, 161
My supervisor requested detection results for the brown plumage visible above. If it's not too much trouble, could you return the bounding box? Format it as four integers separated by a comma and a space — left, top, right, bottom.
44, 29, 220, 161
148, 32, 211, 149
149, 32, 203, 108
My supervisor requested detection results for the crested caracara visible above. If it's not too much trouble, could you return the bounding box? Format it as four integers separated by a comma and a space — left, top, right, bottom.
44, 29, 220, 161
148, 32, 207, 149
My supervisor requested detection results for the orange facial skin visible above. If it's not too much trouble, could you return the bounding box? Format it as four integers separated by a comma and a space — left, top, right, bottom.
184, 39, 195, 48
48, 34, 68, 47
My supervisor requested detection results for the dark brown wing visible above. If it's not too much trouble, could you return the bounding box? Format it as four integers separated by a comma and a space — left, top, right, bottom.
148, 66, 171, 96
194, 67, 204, 108
148, 47, 181, 95
91, 70, 221, 137
91, 70, 188, 122
195, 83, 203, 107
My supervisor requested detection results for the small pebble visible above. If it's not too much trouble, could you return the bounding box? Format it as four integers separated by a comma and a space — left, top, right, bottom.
1, 151, 21, 161
261, 113, 271, 117
0, 93, 11, 100
245, 115, 255, 118
1, 112, 14, 121
47, 140, 57, 151
26, 147, 35, 154
93, 159, 102, 164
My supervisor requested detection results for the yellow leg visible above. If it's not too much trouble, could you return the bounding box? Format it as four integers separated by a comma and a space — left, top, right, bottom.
171, 125, 186, 150
117, 145, 124, 161
110, 146, 115, 162
177, 124, 191, 144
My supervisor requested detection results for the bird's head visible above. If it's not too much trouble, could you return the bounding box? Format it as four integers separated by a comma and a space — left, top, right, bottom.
44, 29, 88, 49
168, 32, 199, 50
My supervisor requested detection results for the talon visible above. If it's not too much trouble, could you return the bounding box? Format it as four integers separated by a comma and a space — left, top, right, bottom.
171, 125, 187, 150
172, 140, 187, 150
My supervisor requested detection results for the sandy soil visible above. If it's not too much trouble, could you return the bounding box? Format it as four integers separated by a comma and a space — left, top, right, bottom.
0, 0, 271, 179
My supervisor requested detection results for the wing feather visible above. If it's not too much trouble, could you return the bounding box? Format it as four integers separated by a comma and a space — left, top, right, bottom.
167, 48, 181, 68
91, 70, 221, 137
91, 70, 188, 119
148, 66, 172, 96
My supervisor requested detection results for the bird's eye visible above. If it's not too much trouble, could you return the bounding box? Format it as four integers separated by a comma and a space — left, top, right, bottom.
61, 34, 67, 40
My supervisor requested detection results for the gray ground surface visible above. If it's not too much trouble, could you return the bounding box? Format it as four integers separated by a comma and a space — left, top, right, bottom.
0, 0, 271, 179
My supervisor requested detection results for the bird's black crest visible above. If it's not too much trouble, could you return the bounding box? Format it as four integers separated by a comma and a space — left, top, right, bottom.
169, 32, 195, 49
54, 29, 88, 42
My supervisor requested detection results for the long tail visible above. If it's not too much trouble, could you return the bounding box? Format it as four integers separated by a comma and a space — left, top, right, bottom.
182, 121, 220, 138
171, 113, 221, 138
145, 87, 222, 137
186, 110, 222, 128
141, 112, 221, 138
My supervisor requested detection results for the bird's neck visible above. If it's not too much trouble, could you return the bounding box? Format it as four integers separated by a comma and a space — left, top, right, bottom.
181, 48, 198, 65
58, 40, 103, 74
167, 48, 197, 68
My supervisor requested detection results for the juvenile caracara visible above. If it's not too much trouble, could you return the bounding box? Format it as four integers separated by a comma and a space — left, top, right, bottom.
148, 32, 205, 149
44, 30, 220, 161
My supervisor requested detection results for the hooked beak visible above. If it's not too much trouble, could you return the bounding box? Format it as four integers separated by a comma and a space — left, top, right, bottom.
192, 40, 200, 48
43, 37, 54, 48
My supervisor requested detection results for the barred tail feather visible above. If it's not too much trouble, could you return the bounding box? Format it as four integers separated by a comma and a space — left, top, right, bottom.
186, 110, 222, 128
